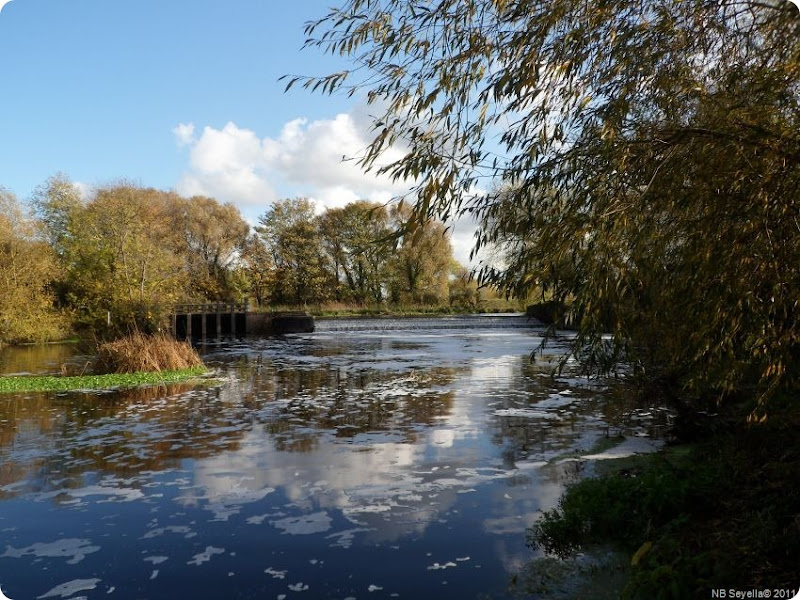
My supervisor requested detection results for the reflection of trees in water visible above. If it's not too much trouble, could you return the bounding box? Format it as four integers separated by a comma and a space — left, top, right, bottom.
246, 359, 460, 451
490, 361, 672, 467
0, 382, 251, 500
0, 342, 94, 376
0, 395, 59, 498
1, 352, 463, 500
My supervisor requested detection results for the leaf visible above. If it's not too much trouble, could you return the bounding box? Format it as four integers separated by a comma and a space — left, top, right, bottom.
631, 540, 653, 566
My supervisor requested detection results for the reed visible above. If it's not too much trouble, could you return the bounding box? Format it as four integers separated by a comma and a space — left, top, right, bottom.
97, 332, 204, 373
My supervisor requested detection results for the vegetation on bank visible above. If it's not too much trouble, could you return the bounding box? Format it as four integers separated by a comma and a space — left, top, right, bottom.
526, 410, 800, 598
96, 332, 204, 373
276, 298, 525, 318
0, 365, 210, 394
0, 334, 208, 393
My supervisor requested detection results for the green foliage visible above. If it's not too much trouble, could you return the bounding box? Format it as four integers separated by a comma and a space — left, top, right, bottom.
23, 175, 471, 338
33, 178, 255, 337
0, 366, 208, 393
300, 0, 800, 407
169, 195, 250, 302
387, 203, 454, 304
531, 462, 699, 558
58, 184, 187, 335
239, 233, 275, 308
257, 197, 461, 308
0, 187, 68, 344
528, 423, 800, 596
318, 200, 394, 303
256, 198, 334, 306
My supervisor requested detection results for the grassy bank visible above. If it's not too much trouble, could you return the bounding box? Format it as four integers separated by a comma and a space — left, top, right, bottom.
526, 411, 800, 598
0, 365, 211, 393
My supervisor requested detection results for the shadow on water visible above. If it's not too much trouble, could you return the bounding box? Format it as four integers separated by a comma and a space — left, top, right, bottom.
0, 318, 671, 600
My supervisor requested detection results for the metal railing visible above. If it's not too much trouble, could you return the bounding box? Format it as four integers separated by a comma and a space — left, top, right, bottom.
171, 302, 249, 315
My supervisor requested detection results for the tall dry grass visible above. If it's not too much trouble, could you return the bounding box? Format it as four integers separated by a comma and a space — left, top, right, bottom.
97, 332, 204, 373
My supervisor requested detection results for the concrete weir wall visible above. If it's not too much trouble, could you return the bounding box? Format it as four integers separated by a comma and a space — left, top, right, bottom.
172, 305, 314, 340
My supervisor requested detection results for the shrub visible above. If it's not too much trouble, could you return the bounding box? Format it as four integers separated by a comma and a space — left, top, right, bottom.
97, 332, 203, 373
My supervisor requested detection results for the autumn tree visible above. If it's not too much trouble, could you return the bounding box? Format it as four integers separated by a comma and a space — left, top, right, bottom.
239, 233, 275, 308
256, 198, 333, 306
0, 188, 66, 344
297, 0, 800, 408
387, 204, 454, 305
39, 183, 187, 334
168, 195, 250, 302
318, 200, 393, 304
448, 262, 481, 311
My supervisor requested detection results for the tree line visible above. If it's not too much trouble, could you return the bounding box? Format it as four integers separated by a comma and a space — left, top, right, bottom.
0, 174, 508, 344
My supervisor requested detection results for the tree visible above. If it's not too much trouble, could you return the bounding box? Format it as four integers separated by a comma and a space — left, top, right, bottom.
448, 262, 480, 311
239, 233, 275, 308
53, 184, 187, 334
318, 200, 394, 304
256, 198, 333, 306
297, 0, 800, 409
31, 173, 83, 260
387, 203, 454, 305
0, 188, 66, 344
168, 195, 250, 302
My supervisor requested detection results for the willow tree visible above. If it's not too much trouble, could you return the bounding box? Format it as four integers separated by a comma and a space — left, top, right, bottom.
293, 0, 800, 409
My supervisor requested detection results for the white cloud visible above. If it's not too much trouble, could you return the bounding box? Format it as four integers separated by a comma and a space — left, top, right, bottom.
173, 105, 410, 214
172, 122, 196, 147
173, 105, 491, 266
448, 217, 481, 269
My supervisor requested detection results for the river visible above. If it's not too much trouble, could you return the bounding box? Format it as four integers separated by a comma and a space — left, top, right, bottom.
0, 316, 670, 599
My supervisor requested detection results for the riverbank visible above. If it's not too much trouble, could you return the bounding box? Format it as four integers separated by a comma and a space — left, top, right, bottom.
0, 365, 212, 393
525, 405, 800, 598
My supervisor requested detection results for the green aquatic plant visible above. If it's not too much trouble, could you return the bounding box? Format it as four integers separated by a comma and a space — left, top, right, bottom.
0, 365, 210, 393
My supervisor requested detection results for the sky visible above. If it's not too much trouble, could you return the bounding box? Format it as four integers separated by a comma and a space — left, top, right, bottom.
0, 0, 479, 264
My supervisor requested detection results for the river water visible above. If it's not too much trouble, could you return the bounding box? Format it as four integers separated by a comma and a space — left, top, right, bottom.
0, 316, 670, 599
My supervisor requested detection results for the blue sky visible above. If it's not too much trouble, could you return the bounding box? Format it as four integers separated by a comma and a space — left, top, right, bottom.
0, 0, 477, 263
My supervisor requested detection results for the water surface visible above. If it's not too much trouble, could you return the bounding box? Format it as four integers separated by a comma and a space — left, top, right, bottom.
0, 317, 669, 599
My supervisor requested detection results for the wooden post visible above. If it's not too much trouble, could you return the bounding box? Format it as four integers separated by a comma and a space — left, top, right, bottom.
230, 303, 236, 337
186, 309, 192, 339
201, 305, 207, 341
216, 303, 222, 337
171, 311, 177, 338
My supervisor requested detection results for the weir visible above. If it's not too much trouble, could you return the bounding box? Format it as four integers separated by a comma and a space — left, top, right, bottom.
170, 303, 314, 340
314, 314, 539, 332
171, 302, 248, 340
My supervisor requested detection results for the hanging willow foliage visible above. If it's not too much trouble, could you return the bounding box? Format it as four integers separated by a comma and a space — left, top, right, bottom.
291, 0, 800, 411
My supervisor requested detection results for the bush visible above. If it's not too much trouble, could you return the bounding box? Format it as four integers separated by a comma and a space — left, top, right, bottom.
97, 332, 203, 373
527, 422, 800, 598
